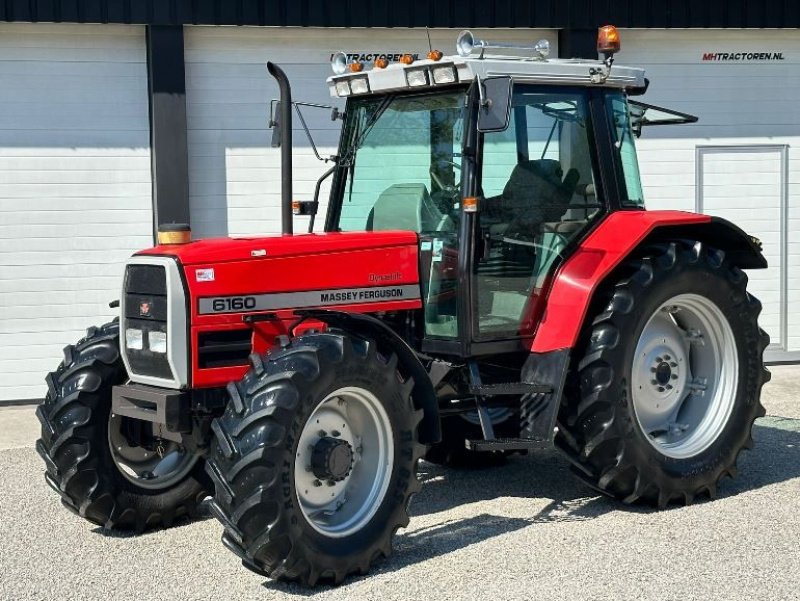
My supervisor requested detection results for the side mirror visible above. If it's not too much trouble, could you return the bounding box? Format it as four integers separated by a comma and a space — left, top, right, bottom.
477, 76, 513, 133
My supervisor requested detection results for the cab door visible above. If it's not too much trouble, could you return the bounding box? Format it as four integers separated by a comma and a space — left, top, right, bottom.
469, 85, 605, 349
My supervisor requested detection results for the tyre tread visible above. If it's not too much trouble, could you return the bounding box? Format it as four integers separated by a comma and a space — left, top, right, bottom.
36, 320, 208, 531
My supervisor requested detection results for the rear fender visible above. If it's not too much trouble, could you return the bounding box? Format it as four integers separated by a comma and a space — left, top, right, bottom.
531, 211, 766, 354
640, 216, 766, 269
295, 309, 441, 444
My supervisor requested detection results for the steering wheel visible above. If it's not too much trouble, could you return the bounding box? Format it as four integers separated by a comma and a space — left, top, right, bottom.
430, 161, 461, 192
430, 160, 462, 218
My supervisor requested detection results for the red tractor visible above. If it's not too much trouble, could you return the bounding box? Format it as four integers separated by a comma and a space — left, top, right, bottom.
37, 27, 769, 585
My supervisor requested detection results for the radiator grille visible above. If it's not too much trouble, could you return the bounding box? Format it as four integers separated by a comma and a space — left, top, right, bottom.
198, 329, 252, 369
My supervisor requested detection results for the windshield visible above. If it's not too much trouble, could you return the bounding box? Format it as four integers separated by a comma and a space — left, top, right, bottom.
332, 91, 466, 233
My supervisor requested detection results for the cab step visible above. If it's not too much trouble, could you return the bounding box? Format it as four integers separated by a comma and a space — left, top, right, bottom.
465, 358, 564, 445
465, 437, 549, 452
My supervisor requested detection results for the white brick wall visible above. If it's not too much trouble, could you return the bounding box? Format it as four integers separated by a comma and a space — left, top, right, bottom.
620, 29, 800, 358
183, 26, 558, 239
0, 23, 152, 401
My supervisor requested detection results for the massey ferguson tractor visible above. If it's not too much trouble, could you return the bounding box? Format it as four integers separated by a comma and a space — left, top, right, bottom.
37, 27, 770, 586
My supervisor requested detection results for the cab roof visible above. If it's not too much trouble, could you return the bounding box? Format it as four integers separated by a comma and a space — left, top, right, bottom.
327, 54, 647, 99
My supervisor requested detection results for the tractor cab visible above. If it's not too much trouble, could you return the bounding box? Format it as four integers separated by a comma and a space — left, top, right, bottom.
320, 28, 651, 356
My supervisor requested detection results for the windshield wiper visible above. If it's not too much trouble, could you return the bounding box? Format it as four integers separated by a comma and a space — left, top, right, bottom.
339, 94, 395, 168
340, 94, 396, 206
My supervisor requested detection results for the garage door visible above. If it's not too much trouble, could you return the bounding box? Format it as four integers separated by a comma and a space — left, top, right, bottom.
0, 24, 153, 401
619, 30, 800, 360
698, 146, 786, 350
184, 27, 557, 239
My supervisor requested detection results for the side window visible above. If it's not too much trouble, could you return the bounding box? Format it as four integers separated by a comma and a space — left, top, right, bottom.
475, 88, 601, 339
607, 94, 646, 208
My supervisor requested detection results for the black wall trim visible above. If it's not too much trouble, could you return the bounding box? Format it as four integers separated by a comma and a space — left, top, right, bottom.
1, 1, 798, 29
558, 28, 597, 60
146, 24, 190, 240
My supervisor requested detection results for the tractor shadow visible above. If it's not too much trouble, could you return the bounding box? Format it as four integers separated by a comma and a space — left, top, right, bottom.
262, 418, 800, 595
90, 498, 216, 538
408, 417, 800, 517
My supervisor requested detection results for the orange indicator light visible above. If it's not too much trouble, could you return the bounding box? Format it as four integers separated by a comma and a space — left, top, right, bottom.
597, 25, 621, 55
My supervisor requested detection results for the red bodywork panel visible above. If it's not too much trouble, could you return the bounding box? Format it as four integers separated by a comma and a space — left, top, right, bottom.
133, 212, 712, 387
531, 210, 711, 353
140, 231, 421, 388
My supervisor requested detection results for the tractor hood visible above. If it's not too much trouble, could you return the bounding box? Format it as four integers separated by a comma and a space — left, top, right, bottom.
139, 231, 418, 265
124, 230, 422, 390
134, 228, 422, 328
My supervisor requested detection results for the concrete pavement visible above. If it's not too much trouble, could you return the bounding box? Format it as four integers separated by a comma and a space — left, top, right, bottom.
1, 366, 798, 600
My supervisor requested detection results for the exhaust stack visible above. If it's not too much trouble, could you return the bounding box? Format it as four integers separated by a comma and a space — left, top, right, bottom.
267, 62, 293, 235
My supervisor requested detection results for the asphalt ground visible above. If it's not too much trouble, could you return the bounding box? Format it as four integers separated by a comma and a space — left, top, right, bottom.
1, 367, 799, 601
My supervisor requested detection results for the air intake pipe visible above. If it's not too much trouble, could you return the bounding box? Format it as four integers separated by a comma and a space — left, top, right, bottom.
267, 61, 293, 235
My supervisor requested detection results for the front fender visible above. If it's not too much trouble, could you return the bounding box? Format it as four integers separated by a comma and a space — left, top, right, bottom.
531, 210, 767, 354
295, 309, 441, 445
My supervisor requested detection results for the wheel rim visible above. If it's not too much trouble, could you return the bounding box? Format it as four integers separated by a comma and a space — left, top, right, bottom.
108, 413, 198, 490
631, 293, 738, 459
295, 386, 394, 538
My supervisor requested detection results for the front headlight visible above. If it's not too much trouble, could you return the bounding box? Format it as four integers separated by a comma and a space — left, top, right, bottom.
148, 331, 167, 354
125, 328, 143, 350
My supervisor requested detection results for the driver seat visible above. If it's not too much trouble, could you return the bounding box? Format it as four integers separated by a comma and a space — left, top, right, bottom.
499, 159, 580, 232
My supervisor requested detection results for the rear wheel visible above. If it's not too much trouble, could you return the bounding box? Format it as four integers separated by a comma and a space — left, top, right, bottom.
206, 333, 424, 586
35, 321, 209, 530
555, 241, 770, 507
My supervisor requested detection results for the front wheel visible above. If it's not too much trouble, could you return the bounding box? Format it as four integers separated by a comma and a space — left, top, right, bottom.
555, 241, 770, 507
35, 321, 209, 530
206, 333, 424, 586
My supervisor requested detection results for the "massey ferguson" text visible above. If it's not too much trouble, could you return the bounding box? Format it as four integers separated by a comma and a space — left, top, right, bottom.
319, 288, 404, 303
